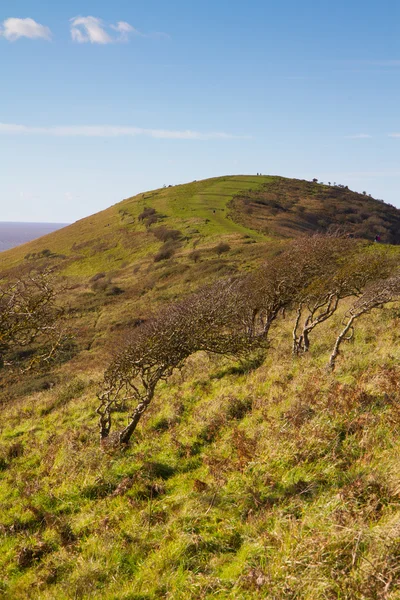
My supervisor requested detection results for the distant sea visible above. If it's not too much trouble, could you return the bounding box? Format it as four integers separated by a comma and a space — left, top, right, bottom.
0, 222, 68, 253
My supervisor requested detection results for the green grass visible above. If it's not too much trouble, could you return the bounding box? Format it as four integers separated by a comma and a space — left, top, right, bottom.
1, 303, 400, 599
2, 174, 397, 283
0, 176, 271, 278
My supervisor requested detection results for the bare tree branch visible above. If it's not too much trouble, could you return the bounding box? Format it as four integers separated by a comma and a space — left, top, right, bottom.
0, 270, 66, 372
329, 274, 400, 370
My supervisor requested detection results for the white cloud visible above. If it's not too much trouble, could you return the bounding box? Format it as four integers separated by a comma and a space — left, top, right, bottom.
69, 16, 164, 44
345, 134, 372, 139
0, 123, 248, 140
70, 16, 112, 44
0, 17, 52, 41
388, 133, 400, 138
110, 21, 137, 41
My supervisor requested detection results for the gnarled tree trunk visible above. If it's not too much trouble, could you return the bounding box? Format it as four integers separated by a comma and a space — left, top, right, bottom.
328, 315, 356, 370
118, 383, 156, 444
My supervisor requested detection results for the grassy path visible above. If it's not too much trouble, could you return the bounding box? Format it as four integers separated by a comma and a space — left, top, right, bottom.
159, 175, 274, 239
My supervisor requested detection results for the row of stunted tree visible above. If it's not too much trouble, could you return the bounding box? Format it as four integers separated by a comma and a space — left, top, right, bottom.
97, 235, 400, 446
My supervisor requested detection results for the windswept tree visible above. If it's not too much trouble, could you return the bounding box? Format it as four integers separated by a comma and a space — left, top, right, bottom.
0, 270, 64, 371
329, 274, 400, 370
244, 235, 355, 339
241, 244, 304, 338
292, 244, 396, 353
97, 278, 263, 446
97, 233, 399, 445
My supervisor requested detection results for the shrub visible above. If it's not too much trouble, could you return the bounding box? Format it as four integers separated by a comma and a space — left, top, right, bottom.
154, 242, 177, 262
0, 270, 65, 371
24, 249, 56, 261
214, 242, 231, 256
152, 227, 182, 242
144, 214, 159, 228
105, 285, 124, 296
138, 207, 156, 221
91, 279, 109, 293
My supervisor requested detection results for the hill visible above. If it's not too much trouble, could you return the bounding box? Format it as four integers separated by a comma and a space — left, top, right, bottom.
3, 174, 398, 371
2, 175, 399, 279
1, 176, 400, 600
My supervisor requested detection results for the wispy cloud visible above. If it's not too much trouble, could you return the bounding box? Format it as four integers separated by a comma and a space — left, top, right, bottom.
70, 16, 112, 44
0, 123, 247, 140
0, 17, 52, 41
70, 16, 168, 44
345, 134, 372, 139
388, 133, 400, 138
110, 21, 136, 42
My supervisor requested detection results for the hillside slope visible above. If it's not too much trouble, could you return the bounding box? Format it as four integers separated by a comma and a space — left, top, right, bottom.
2, 302, 400, 599
2, 175, 399, 279
0, 176, 269, 278
1, 176, 400, 599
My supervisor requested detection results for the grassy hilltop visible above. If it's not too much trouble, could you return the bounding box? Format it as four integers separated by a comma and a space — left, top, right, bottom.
2, 175, 399, 278
0, 176, 270, 278
1, 176, 400, 599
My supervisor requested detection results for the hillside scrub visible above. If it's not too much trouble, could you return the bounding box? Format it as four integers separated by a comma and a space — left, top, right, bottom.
292, 244, 396, 354
0, 270, 65, 372
231, 177, 400, 242
214, 242, 231, 256
97, 235, 399, 446
329, 274, 400, 369
153, 241, 179, 262
152, 227, 183, 243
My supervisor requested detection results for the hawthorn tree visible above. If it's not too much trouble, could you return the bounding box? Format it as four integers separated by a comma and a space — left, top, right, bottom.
243, 235, 354, 340
329, 274, 400, 370
97, 277, 263, 446
0, 270, 64, 371
96, 233, 399, 446
292, 244, 395, 354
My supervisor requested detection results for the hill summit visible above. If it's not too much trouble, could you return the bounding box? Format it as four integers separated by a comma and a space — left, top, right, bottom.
2, 175, 399, 279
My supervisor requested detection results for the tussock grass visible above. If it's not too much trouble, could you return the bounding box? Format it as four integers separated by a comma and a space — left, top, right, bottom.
2, 305, 400, 598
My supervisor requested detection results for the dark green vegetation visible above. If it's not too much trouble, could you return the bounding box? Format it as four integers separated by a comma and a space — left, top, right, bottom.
1, 176, 400, 599
231, 178, 400, 242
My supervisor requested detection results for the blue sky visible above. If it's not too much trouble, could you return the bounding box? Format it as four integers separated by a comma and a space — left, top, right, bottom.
1, 0, 400, 222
